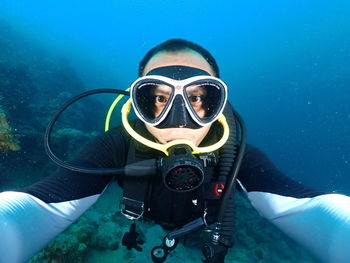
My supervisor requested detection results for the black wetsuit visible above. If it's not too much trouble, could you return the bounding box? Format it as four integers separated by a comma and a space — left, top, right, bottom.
0, 122, 350, 263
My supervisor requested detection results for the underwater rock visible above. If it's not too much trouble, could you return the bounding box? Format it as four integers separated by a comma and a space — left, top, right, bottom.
93, 221, 120, 250
0, 107, 20, 151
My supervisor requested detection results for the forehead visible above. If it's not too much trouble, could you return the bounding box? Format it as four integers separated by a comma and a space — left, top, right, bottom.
143, 50, 214, 76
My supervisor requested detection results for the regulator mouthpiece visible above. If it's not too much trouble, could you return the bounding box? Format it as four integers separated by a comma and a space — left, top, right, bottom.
160, 144, 204, 192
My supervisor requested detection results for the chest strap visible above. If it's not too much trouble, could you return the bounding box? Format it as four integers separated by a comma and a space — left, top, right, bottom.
120, 138, 154, 220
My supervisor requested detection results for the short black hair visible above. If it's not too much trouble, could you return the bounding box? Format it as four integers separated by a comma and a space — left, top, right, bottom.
138, 39, 220, 77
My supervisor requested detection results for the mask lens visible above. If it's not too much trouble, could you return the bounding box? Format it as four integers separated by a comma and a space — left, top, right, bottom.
185, 80, 225, 124
133, 80, 173, 123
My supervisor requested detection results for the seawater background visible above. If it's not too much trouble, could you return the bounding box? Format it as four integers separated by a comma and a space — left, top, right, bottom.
0, 1, 349, 262
1, 0, 349, 194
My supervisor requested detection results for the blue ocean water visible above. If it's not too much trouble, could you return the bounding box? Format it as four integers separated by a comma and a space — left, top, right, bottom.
1, 0, 348, 194
0, 1, 349, 262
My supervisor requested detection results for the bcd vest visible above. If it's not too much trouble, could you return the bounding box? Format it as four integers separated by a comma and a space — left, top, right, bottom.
119, 120, 229, 230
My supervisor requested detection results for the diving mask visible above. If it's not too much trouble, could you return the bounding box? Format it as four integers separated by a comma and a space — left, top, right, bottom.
121, 66, 230, 156
130, 66, 228, 129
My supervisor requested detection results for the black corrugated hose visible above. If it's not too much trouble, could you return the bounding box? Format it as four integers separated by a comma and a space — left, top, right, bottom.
216, 103, 247, 247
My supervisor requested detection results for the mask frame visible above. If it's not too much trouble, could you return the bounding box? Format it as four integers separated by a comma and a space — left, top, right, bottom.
130, 75, 228, 128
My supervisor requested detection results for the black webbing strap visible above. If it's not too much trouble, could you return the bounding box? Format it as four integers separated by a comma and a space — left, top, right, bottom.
120, 139, 151, 220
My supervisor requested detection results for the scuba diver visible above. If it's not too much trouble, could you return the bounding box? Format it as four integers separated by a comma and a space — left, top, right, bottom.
0, 38, 350, 263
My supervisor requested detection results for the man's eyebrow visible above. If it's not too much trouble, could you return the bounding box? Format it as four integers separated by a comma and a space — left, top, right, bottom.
186, 85, 206, 93
154, 86, 171, 95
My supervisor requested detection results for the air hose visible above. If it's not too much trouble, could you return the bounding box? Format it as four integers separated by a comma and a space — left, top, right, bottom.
211, 104, 247, 246
44, 89, 129, 175
217, 105, 246, 221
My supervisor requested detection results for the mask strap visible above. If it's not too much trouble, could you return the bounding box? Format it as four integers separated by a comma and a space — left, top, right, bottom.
121, 99, 230, 156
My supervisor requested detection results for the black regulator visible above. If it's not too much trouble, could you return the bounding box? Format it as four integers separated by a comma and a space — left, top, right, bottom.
160, 144, 205, 192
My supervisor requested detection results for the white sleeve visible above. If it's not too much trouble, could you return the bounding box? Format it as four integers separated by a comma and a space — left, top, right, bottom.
245, 190, 350, 263
0, 191, 100, 263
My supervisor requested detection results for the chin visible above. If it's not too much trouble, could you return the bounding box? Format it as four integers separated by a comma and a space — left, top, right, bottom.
145, 124, 211, 146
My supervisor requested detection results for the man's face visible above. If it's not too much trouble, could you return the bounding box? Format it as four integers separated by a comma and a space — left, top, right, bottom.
142, 50, 214, 146
152, 83, 207, 119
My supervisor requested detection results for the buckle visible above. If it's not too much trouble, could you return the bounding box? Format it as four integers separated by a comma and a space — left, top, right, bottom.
203, 208, 209, 227
119, 197, 144, 220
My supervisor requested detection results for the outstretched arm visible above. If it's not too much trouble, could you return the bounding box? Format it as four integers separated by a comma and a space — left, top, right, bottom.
0, 187, 102, 263
0, 129, 126, 263
237, 145, 350, 263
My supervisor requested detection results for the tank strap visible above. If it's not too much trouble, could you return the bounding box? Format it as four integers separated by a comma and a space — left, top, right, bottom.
120, 121, 156, 220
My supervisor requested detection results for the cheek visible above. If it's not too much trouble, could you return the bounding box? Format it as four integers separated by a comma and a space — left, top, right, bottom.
194, 106, 206, 118
191, 103, 206, 118
154, 105, 163, 117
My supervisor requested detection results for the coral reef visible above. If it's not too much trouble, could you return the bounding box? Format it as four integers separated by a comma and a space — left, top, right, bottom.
0, 107, 20, 151
30, 184, 126, 263
31, 234, 87, 263
30, 210, 125, 263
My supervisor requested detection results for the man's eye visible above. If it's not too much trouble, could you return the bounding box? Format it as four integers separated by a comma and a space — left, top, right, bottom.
189, 95, 202, 103
155, 95, 168, 103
